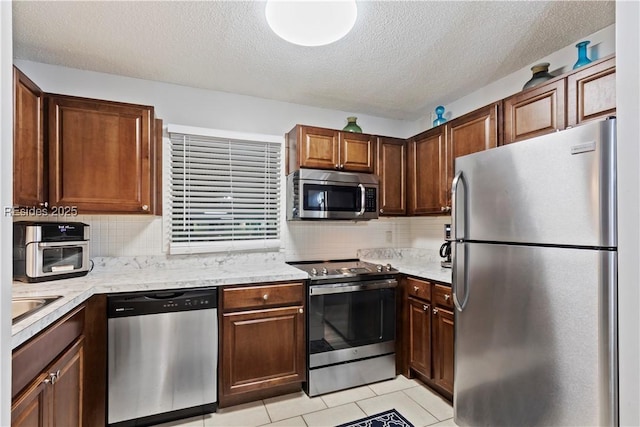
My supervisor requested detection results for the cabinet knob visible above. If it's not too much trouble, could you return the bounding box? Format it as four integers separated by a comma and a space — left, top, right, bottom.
263, 294, 269, 301
142, 204, 149, 211
340, 164, 344, 169
446, 206, 452, 212
39, 202, 49, 208
335, 164, 340, 169
298, 307, 304, 314
414, 286, 419, 292
444, 294, 451, 301
441, 206, 446, 212
379, 209, 384, 214
433, 308, 439, 315
44, 370, 60, 385
423, 304, 429, 311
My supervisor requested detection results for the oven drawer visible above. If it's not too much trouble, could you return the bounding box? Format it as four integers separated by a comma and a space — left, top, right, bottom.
406, 277, 431, 301
433, 284, 453, 309
223, 282, 304, 311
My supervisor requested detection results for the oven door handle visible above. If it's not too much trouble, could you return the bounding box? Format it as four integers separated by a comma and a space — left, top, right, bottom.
309, 279, 397, 295
37, 241, 88, 248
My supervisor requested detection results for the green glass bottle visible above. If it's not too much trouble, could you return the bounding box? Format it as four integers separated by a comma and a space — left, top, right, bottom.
343, 116, 362, 133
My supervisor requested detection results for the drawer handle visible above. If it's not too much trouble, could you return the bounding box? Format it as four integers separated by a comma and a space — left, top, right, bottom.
413, 286, 419, 292
263, 294, 269, 301
444, 294, 451, 301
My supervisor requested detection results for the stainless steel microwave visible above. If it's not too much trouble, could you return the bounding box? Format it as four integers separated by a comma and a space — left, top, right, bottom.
13, 221, 91, 282
286, 169, 379, 221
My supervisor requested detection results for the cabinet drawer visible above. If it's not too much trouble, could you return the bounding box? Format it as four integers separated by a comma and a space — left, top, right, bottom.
12, 305, 85, 399
223, 282, 304, 311
433, 284, 453, 309
406, 277, 431, 301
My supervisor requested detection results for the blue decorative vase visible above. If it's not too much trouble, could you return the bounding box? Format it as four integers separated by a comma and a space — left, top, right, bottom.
433, 106, 447, 127
343, 116, 362, 133
573, 40, 592, 69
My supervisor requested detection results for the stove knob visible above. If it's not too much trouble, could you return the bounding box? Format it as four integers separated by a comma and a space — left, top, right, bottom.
321, 267, 328, 275
385, 264, 393, 271
310, 268, 317, 276
376, 264, 383, 272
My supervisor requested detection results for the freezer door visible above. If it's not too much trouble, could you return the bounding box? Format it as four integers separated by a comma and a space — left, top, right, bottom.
453, 242, 617, 427
453, 119, 616, 247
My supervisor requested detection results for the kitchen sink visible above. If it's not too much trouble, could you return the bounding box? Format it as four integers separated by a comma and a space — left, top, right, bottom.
12, 296, 62, 324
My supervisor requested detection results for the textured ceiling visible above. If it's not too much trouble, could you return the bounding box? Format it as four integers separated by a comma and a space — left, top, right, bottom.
13, 1, 615, 120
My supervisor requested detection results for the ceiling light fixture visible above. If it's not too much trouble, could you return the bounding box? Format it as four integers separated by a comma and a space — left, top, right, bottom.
265, 0, 358, 47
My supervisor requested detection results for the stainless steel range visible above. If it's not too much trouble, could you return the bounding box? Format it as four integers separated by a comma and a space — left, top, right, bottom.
289, 259, 398, 396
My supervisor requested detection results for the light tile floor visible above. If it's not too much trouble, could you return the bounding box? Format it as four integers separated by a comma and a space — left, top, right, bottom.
152, 376, 459, 427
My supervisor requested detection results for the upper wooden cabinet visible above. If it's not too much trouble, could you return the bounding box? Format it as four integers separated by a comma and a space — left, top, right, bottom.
47, 95, 158, 213
13, 67, 46, 208
407, 128, 444, 215
408, 103, 499, 215
567, 56, 616, 126
504, 55, 616, 145
376, 137, 406, 216
286, 125, 375, 174
445, 103, 499, 206
503, 78, 565, 145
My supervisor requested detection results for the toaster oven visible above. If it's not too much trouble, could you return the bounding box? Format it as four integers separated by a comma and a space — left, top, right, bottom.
13, 221, 91, 282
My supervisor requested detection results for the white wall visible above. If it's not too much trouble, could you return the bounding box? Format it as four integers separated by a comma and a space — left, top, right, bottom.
615, 2, 640, 425
13, 59, 414, 139
1, 1, 12, 423
416, 24, 616, 130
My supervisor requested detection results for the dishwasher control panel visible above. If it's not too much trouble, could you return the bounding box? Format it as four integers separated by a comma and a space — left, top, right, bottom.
107, 288, 218, 318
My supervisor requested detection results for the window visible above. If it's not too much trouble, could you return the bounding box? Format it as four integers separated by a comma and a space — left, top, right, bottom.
167, 125, 282, 254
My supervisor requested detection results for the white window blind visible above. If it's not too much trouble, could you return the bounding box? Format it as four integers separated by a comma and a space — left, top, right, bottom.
168, 125, 282, 254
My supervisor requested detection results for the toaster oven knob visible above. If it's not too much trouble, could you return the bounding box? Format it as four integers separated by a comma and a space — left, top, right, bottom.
321, 267, 328, 275
310, 268, 317, 276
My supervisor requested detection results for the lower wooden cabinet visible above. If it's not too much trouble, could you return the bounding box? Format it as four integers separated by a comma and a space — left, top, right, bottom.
11, 308, 86, 427
11, 296, 106, 427
402, 277, 454, 400
219, 282, 306, 407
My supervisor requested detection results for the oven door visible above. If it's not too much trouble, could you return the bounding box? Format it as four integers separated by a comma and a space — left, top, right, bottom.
25, 241, 90, 279
308, 278, 397, 368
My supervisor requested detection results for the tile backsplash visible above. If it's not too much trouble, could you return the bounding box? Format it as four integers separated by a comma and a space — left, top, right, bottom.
16, 215, 451, 261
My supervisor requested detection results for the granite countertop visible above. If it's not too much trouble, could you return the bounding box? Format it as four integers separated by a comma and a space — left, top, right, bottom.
11, 252, 308, 349
358, 248, 453, 285
12, 248, 453, 350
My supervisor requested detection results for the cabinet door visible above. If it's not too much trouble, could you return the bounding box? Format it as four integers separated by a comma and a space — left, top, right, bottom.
376, 137, 406, 215
11, 375, 50, 427
339, 132, 375, 173
221, 306, 305, 399
407, 129, 444, 215
48, 95, 154, 213
13, 67, 46, 208
298, 126, 339, 170
567, 57, 616, 126
445, 103, 499, 207
51, 339, 84, 427
433, 308, 454, 395
503, 79, 566, 145
407, 297, 431, 378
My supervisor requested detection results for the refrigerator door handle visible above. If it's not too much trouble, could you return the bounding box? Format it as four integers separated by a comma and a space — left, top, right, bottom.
452, 242, 469, 312
451, 171, 465, 241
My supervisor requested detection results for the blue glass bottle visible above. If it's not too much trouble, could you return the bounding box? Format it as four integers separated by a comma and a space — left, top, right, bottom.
573, 40, 592, 69
433, 106, 447, 127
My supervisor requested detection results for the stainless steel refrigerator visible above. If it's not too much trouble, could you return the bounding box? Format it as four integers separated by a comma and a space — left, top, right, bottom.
451, 118, 618, 427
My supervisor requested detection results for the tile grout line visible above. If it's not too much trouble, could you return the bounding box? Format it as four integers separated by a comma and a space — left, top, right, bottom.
401, 388, 440, 422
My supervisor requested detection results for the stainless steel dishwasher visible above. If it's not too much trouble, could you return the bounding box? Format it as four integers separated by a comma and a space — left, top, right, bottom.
107, 288, 218, 427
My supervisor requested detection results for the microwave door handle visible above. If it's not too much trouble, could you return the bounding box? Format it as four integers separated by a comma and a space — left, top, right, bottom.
37, 241, 87, 248
357, 184, 366, 216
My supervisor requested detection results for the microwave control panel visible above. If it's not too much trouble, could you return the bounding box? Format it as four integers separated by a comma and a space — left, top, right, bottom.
365, 188, 377, 212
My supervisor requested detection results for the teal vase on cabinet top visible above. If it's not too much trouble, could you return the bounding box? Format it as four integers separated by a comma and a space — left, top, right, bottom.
433, 106, 447, 127
573, 40, 592, 69
343, 116, 362, 133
